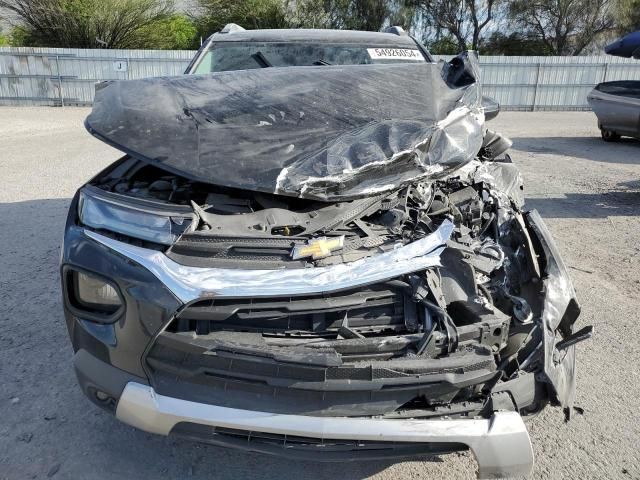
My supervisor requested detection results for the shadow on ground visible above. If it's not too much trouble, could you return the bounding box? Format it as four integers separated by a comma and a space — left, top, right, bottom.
511, 136, 640, 165
526, 191, 640, 219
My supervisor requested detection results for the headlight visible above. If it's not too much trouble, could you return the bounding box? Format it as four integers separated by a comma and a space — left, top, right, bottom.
71, 270, 122, 315
78, 189, 192, 246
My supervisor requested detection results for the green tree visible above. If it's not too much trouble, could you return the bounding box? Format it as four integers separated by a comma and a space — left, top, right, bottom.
192, 0, 415, 36
0, 0, 177, 48
480, 31, 551, 55
303, 0, 415, 31
323, 0, 397, 31
191, 0, 289, 38
427, 35, 459, 54
7, 25, 29, 46
614, 0, 640, 34
410, 0, 504, 51
0, 26, 8, 46
138, 14, 198, 49
509, 0, 615, 55
285, 0, 332, 28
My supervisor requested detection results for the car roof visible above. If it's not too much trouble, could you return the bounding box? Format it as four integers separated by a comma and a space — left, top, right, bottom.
209, 28, 420, 47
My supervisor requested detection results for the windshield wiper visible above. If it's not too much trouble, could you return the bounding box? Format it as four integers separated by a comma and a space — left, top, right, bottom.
313, 59, 332, 65
251, 51, 272, 68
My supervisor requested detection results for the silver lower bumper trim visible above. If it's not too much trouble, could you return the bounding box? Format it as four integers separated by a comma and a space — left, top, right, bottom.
116, 382, 533, 479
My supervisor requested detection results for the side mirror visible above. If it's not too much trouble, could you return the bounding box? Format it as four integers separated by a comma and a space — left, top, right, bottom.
482, 96, 500, 121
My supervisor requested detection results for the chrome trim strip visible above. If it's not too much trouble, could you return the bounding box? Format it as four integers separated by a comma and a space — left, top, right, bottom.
116, 382, 534, 479
84, 220, 453, 303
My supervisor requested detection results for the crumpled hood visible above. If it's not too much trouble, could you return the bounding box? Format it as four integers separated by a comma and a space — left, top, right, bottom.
86, 52, 485, 201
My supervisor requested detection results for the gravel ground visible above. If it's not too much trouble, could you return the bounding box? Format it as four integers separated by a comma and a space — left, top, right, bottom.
1, 108, 639, 480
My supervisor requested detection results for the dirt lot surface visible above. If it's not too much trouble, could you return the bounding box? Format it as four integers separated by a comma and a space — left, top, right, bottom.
1, 108, 639, 480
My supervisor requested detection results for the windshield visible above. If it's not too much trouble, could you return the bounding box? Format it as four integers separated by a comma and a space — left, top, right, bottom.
192, 42, 427, 73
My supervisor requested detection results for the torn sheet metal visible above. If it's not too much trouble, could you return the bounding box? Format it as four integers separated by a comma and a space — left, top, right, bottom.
85, 220, 454, 303
526, 210, 581, 413
447, 159, 525, 209
86, 53, 484, 201
474, 161, 525, 208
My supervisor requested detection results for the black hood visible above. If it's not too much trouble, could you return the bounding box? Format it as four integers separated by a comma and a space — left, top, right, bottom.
86, 52, 484, 201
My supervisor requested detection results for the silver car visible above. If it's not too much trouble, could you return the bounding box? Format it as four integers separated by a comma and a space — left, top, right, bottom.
588, 81, 640, 141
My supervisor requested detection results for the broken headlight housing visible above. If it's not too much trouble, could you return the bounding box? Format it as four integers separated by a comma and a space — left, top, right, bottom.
78, 188, 192, 246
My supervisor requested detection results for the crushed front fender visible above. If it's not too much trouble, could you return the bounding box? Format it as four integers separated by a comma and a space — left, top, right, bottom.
526, 209, 584, 417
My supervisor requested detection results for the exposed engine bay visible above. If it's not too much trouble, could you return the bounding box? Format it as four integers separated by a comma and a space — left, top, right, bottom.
82, 139, 585, 420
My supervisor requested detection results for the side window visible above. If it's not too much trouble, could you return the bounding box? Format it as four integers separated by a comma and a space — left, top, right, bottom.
196, 51, 213, 73
598, 81, 640, 99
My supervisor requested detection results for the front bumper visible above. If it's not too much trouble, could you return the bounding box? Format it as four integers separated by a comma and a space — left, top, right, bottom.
117, 382, 534, 479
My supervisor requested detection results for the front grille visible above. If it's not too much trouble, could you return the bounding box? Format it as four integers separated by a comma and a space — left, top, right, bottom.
145, 278, 497, 417
167, 235, 308, 269
168, 282, 414, 337
144, 332, 496, 416
170, 423, 467, 460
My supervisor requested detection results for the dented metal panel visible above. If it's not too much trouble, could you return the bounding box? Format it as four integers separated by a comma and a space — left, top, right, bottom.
84, 219, 453, 303
85, 53, 485, 201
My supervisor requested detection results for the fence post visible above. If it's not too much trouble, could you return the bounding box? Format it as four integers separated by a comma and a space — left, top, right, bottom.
602, 62, 609, 83
55, 54, 64, 107
532, 62, 541, 112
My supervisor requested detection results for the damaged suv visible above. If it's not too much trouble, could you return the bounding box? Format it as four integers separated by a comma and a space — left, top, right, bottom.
61, 26, 588, 479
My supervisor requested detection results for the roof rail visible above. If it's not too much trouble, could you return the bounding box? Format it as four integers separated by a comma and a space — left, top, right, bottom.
220, 23, 245, 34
384, 26, 407, 36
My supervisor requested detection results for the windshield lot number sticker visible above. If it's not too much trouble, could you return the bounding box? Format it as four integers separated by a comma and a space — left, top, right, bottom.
367, 48, 422, 60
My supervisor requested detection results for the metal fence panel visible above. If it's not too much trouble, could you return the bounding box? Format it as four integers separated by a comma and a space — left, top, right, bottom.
432, 55, 640, 110
0, 47, 193, 105
1, 47, 640, 109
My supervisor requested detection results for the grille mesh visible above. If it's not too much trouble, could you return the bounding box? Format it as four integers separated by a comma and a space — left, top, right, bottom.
168, 283, 408, 337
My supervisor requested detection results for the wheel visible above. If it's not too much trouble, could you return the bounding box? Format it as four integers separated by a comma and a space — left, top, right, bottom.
601, 128, 621, 142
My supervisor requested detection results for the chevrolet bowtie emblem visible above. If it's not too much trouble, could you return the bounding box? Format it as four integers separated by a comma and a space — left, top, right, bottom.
291, 236, 345, 260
